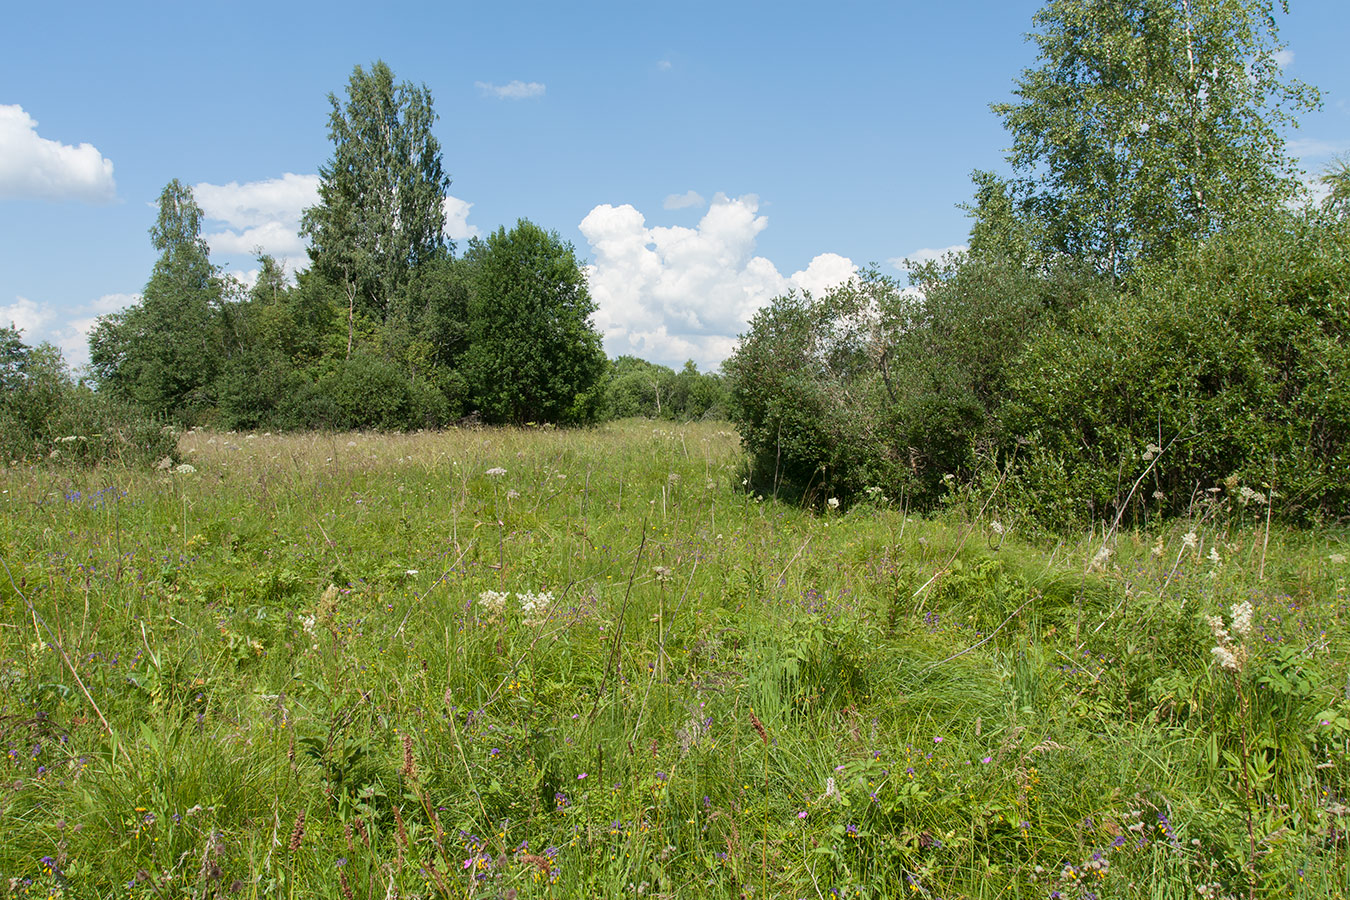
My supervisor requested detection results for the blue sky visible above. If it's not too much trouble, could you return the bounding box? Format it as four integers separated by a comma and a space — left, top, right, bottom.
3, 0, 1347, 372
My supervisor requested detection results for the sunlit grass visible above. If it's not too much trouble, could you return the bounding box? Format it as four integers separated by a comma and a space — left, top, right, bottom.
1, 421, 1347, 898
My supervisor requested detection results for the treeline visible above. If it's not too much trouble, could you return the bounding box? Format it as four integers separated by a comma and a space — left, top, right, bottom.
726, 0, 1350, 527
2, 62, 727, 463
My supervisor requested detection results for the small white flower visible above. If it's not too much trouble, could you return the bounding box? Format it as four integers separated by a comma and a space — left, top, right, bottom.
990, 520, 1005, 535
1330, 553, 1347, 565
173, 463, 197, 475
1230, 601, 1253, 638
486, 467, 507, 477
478, 590, 509, 615
827, 497, 840, 510
506, 489, 520, 500
1212, 644, 1241, 672
1182, 532, 1199, 551
1208, 547, 1222, 564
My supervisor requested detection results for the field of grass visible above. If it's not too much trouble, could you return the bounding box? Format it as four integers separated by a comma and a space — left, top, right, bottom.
1, 420, 1348, 899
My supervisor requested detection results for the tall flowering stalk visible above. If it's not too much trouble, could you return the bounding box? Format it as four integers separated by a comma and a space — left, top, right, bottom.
1209, 600, 1257, 900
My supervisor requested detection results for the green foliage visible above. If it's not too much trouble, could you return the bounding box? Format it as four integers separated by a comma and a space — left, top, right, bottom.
89, 180, 226, 422
301, 60, 451, 325
462, 220, 608, 424
318, 351, 451, 430
0, 325, 178, 468
606, 356, 728, 421
725, 274, 899, 503
1005, 211, 1350, 525
725, 260, 1096, 508
988, 0, 1320, 278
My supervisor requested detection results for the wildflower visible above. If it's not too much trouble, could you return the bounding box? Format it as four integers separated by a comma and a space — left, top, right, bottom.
1229, 601, 1253, 637
827, 497, 840, 509
990, 520, 1005, 535
1088, 545, 1113, 572
1206, 615, 1229, 642
1208, 547, 1222, 564
1331, 553, 1347, 565
479, 590, 509, 617
486, 467, 507, 477
288, 810, 306, 852
1212, 645, 1240, 672
1182, 532, 1199, 551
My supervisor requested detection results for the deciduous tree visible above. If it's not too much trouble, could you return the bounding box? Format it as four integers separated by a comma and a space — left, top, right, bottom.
301, 60, 451, 345
987, 0, 1319, 278
462, 220, 607, 425
89, 179, 224, 420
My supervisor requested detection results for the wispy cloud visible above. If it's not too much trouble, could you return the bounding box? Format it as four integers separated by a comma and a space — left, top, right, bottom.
2, 292, 138, 373
475, 80, 546, 100
663, 190, 705, 210
193, 173, 477, 274
0, 104, 116, 202
1287, 138, 1348, 160
888, 244, 968, 271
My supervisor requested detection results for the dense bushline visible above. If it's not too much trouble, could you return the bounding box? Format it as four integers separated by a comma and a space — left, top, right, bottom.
725, 0, 1346, 528
726, 210, 1350, 526
1, 325, 179, 467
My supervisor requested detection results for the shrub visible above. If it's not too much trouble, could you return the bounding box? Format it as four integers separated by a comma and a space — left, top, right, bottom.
1004, 211, 1350, 525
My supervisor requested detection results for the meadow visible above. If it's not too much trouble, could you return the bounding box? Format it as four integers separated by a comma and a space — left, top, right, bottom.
1, 420, 1347, 899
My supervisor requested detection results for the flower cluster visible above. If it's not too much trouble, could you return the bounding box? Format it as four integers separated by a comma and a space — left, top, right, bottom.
1207, 600, 1253, 672
476, 589, 554, 626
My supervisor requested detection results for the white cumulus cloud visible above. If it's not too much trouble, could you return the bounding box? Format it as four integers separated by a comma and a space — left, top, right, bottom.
663, 190, 705, 210
0, 105, 116, 202
195, 173, 319, 275
443, 195, 480, 241
579, 193, 856, 371
3, 292, 139, 374
475, 80, 546, 100
193, 173, 476, 275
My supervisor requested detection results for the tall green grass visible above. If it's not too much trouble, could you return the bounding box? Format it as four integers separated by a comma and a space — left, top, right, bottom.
1, 421, 1346, 898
